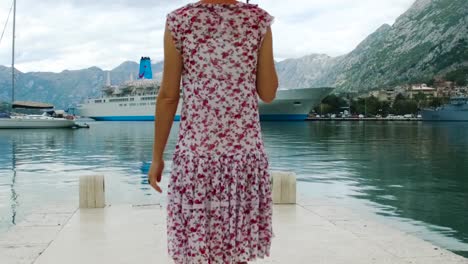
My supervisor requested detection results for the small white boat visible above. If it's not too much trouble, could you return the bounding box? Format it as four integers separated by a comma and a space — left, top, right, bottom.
0, 102, 76, 129
0, 114, 76, 129
0, 2, 76, 129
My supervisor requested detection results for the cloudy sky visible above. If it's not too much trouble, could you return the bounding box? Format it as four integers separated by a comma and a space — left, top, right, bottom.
0, 0, 415, 73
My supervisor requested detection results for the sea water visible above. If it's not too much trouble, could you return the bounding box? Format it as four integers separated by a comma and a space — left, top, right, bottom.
0, 121, 467, 256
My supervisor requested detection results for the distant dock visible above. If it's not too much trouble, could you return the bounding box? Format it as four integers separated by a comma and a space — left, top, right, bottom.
307, 117, 423, 122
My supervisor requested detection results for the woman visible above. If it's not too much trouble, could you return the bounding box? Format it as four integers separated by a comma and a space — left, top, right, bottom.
148, 0, 278, 263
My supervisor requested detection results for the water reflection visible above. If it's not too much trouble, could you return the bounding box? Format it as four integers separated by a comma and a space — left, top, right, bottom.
2, 140, 19, 226
261, 121, 468, 255
0, 121, 467, 256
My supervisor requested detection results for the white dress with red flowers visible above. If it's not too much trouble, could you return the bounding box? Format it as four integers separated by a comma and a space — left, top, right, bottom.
165, 2, 274, 263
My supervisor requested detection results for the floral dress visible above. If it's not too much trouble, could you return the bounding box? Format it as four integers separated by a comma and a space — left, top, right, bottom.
165, 2, 275, 263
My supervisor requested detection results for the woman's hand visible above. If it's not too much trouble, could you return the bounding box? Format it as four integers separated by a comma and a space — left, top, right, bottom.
148, 159, 164, 193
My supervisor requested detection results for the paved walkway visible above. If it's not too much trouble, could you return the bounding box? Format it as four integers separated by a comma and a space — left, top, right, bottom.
1, 200, 467, 264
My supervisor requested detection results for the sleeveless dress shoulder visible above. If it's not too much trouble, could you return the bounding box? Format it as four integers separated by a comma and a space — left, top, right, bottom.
165, 2, 275, 263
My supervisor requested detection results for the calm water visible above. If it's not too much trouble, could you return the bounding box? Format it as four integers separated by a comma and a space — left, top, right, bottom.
0, 121, 467, 256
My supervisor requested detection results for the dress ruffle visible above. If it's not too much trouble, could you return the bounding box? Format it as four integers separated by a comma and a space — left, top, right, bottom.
166, 151, 274, 264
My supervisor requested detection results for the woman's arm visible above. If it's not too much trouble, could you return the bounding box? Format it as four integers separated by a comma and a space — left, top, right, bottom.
149, 25, 182, 193
256, 27, 278, 103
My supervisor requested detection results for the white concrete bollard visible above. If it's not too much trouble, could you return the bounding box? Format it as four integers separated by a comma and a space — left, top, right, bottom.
79, 175, 106, 209
271, 171, 296, 204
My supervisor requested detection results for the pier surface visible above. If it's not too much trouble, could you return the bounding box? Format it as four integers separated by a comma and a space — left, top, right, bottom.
1, 199, 467, 264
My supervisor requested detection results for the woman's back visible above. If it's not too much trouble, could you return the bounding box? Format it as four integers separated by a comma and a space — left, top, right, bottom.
167, 1, 274, 157
165, 2, 275, 263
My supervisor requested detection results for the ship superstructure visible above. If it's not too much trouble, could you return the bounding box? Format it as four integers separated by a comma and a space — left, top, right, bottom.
77, 57, 333, 121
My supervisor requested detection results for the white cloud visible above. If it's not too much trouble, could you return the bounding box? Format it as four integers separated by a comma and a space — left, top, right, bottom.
0, 0, 415, 72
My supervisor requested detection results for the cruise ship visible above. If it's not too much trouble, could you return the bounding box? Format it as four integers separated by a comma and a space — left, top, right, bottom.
76, 57, 333, 121
421, 97, 468, 121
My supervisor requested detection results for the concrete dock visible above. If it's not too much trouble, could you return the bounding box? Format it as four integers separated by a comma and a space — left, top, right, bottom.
1, 198, 467, 264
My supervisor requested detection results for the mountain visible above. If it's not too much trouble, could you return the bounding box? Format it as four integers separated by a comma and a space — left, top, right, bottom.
0, 61, 164, 109
0, 0, 466, 108
276, 54, 339, 89
277, 0, 468, 92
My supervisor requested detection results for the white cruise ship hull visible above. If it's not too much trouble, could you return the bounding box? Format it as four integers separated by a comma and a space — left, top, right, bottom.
77, 87, 333, 121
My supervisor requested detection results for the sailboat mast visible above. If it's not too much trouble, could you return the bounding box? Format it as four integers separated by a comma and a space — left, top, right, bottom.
11, 0, 16, 104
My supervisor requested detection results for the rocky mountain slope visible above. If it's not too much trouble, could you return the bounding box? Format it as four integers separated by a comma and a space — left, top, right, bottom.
277, 0, 467, 92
